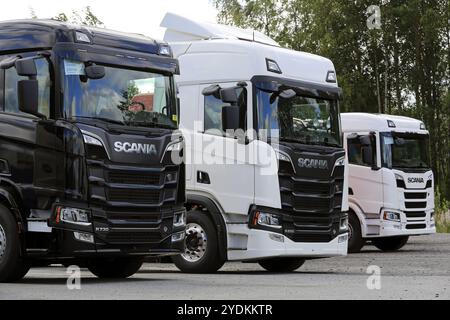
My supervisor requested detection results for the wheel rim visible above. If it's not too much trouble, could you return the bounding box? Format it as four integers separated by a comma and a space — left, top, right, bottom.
181, 223, 207, 263
348, 222, 354, 243
0, 224, 6, 261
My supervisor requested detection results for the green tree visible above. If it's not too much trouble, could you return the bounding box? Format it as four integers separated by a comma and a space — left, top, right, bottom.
30, 6, 104, 27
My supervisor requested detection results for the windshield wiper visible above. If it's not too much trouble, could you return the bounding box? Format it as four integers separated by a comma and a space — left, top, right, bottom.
73, 116, 126, 126
127, 121, 176, 130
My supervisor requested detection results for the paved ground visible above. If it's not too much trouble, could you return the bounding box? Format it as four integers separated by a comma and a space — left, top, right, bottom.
1, 234, 449, 300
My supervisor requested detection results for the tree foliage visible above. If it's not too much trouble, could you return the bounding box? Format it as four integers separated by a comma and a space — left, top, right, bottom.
30, 6, 105, 27
214, 0, 450, 201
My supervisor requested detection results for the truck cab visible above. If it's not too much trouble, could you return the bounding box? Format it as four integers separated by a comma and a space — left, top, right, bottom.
341, 113, 435, 253
161, 13, 349, 273
0, 20, 186, 282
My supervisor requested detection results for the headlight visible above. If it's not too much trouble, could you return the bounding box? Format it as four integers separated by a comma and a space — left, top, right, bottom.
173, 211, 186, 228
252, 211, 282, 229
383, 211, 401, 222
57, 207, 91, 226
275, 150, 291, 162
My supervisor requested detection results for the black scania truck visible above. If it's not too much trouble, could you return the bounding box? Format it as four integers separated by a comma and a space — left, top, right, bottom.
0, 20, 186, 282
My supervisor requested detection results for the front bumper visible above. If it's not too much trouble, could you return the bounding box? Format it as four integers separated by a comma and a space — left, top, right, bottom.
229, 229, 348, 261
366, 209, 436, 238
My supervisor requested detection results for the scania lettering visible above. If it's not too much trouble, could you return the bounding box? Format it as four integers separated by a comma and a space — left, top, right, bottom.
161, 13, 349, 273
341, 113, 435, 253
0, 20, 186, 282
114, 141, 158, 155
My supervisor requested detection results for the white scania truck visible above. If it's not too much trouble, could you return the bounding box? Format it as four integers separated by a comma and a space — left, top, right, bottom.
160, 13, 349, 273
341, 113, 436, 253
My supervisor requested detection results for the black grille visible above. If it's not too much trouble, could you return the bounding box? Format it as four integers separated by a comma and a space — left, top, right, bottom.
405, 211, 426, 218
106, 209, 161, 223
405, 202, 427, 209
406, 224, 426, 230
106, 231, 161, 244
108, 189, 161, 204
292, 233, 332, 243
294, 181, 330, 195
405, 192, 427, 199
293, 197, 331, 211
108, 171, 160, 185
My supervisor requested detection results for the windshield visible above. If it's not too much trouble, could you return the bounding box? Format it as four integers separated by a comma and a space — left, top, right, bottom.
61, 60, 177, 129
381, 133, 430, 169
256, 86, 341, 147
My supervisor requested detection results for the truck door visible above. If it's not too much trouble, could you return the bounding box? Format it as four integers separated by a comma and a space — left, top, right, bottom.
345, 132, 383, 218
193, 82, 254, 215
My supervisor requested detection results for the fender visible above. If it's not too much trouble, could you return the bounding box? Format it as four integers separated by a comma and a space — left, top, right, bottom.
348, 199, 369, 237
187, 194, 228, 261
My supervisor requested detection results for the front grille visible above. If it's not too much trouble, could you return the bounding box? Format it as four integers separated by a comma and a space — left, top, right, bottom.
406, 224, 426, 230
108, 188, 161, 204
405, 192, 427, 199
279, 153, 345, 243
405, 202, 427, 209
294, 181, 330, 195
108, 171, 160, 185
106, 231, 161, 244
106, 209, 162, 223
405, 211, 426, 218
293, 197, 331, 211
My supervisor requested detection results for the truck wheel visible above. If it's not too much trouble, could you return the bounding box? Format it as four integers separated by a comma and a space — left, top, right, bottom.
258, 258, 305, 272
372, 236, 409, 252
87, 257, 143, 279
348, 212, 364, 253
0, 204, 30, 282
172, 210, 225, 273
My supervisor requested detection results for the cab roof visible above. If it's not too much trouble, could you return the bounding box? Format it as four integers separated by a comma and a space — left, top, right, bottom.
341, 113, 428, 134
161, 13, 337, 87
0, 19, 166, 55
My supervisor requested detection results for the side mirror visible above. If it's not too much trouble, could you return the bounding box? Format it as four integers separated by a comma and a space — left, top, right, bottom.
222, 105, 240, 132
18, 80, 40, 116
202, 84, 221, 97
361, 146, 373, 166
85, 65, 105, 80
15, 58, 37, 77
220, 87, 238, 104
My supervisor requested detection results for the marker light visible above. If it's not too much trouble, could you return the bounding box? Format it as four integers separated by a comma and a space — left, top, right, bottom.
83, 134, 102, 146
387, 120, 396, 128
173, 211, 186, 228
420, 122, 426, 130
326, 71, 337, 83
266, 58, 282, 74
159, 45, 172, 57
171, 231, 185, 242
75, 31, 91, 44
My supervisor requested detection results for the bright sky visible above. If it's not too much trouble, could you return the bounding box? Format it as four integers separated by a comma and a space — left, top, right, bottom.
0, 0, 218, 40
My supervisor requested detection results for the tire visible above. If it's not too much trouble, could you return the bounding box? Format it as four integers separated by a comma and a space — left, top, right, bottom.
0, 204, 30, 283
258, 258, 305, 272
87, 257, 144, 279
372, 236, 409, 252
348, 212, 365, 253
172, 210, 225, 273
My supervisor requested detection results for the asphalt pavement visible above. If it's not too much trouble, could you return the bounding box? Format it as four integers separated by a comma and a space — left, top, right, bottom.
0, 234, 449, 300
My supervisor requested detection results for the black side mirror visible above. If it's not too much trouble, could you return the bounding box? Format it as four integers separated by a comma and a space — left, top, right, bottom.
220, 87, 238, 104
15, 58, 37, 77
361, 146, 373, 166
222, 105, 240, 132
18, 80, 40, 117
202, 84, 221, 97
85, 65, 105, 80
